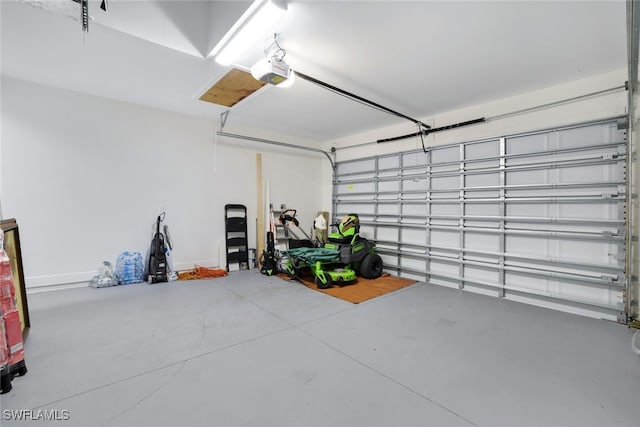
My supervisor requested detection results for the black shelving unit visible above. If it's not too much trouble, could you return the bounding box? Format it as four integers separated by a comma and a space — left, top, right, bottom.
224, 204, 249, 271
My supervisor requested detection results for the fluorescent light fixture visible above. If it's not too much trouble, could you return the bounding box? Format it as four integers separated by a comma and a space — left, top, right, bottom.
211, 0, 287, 66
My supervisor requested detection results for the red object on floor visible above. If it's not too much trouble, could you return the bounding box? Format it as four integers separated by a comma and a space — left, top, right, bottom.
3, 310, 24, 368
0, 238, 27, 391
0, 317, 8, 366
0, 316, 10, 394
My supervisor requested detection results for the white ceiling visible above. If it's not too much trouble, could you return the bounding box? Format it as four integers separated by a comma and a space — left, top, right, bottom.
0, 0, 627, 143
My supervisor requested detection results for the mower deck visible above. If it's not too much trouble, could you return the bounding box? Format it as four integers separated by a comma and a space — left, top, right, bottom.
284, 247, 357, 289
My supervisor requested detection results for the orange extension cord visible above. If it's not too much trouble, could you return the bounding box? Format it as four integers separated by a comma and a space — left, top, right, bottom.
177, 266, 228, 280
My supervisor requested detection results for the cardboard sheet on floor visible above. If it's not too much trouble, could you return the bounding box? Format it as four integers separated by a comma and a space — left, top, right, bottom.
279, 273, 416, 304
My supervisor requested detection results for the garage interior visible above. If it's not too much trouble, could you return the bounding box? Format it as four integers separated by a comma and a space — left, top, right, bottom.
1, 0, 639, 426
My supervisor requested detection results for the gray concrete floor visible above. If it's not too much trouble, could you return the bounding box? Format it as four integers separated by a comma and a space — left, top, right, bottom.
1, 270, 639, 427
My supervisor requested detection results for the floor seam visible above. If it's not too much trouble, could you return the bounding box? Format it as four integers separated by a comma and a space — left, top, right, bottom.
297, 327, 480, 427
222, 280, 479, 426
102, 360, 187, 425
28, 278, 346, 411
221, 279, 359, 328
28, 324, 296, 411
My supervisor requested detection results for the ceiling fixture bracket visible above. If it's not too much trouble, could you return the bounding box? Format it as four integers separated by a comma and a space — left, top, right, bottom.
251, 33, 294, 87
71, 0, 108, 33
220, 110, 230, 130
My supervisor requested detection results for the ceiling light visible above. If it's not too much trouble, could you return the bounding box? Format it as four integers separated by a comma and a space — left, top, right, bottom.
211, 0, 287, 66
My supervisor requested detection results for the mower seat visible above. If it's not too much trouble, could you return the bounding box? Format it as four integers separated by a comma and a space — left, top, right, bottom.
327, 233, 354, 244
328, 214, 360, 244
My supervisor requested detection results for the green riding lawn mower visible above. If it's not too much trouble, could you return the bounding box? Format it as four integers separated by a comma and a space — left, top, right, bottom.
283, 213, 383, 289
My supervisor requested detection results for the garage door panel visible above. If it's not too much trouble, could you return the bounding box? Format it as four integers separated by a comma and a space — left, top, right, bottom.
466, 160, 500, 171
337, 182, 375, 194
431, 203, 460, 216
379, 254, 398, 269
506, 133, 550, 155
431, 230, 459, 247
506, 186, 616, 198
339, 203, 375, 215
555, 282, 620, 307
379, 155, 400, 170
557, 123, 617, 148
465, 221, 500, 229
403, 178, 429, 192
378, 179, 400, 192
464, 265, 499, 283
378, 170, 399, 180
376, 226, 399, 242
334, 119, 627, 321
466, 190, 500, 199
429, 260, 459, 276
506, 203, 550, 217
506, 169, 549, 186
505, 235, 550, 256
431, 146, 459, 163
430, 277, 461, 289
466, 203, 501, 216
401, 257, 426, 272
378, 203, 401, 216
558, 240, 620, 264
464, 232, 499, 251
558, 203, 620, 220
338, 159, 375, 175
466, 140, 499, 158
431, 219, 459, 228
432, 175, 458, 190
465, 173, 499, 187
558, 164, 619, 182
432, 192, 458, 201
505, 271, 555, 293
402, 204, 427, 216
402, 152, 429, 168
402, 229, 427, 246
466, 253, 500, 264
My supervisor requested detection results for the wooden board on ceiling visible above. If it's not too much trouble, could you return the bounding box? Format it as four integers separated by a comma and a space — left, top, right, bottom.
199, 68, 266, 107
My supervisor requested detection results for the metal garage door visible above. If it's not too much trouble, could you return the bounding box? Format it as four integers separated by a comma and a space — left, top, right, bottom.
333, 118, 628, 321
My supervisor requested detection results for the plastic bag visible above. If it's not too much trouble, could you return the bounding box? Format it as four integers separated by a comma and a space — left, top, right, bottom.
89, 261, 119, 288
115, 252, 144, 284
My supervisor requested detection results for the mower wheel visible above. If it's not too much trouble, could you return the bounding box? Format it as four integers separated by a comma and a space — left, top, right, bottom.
360, 253, 383, 279
315, 274, 332, 289
288, 266, 301, 279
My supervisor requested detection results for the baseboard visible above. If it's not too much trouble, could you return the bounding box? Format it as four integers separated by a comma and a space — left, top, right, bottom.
26, 271, 95, 289
25, 259, 221, 289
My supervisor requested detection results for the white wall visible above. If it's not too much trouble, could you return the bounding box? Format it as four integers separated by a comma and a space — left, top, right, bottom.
0, 77, 327, 288
326, 69, 627, 160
